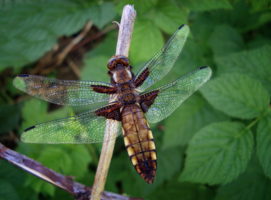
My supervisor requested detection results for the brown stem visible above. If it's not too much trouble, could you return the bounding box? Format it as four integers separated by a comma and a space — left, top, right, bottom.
115, 6, 136, 56
55, 21, 93, 66
0, 143, 143, 200
90, 5, 136, 200
71, 23, 118, 52
67, 58, 81, 78
31, 21, 92, 75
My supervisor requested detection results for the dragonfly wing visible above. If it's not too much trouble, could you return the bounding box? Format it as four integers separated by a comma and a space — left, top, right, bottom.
140, 67, 212, 123
21, 103, 121, 144
13, 75, 117, 106
134, 25, 190, 92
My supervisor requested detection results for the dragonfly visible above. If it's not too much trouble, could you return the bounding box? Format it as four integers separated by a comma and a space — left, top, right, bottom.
13, 24, 212, 184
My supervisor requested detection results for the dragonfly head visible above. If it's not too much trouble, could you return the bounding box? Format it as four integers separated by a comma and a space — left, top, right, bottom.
108, 55, 133, 83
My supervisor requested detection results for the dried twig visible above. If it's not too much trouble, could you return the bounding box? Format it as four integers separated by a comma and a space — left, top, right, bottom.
55, 21, 93, 66
0, 143, 143, 200
71, 23, 118, 52
90, 5, 136, 200
31, 21, 93, 75
115, 6, 136, 56
67, 58, 81, 78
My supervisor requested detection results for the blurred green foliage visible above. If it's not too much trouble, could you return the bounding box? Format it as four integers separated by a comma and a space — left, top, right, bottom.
0, 0, 271, 199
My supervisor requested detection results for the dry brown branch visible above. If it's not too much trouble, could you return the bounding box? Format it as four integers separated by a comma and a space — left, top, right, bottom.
0, 143, 143, 200
55, 21, 93, 66
30, 22, 118, 77
90, 5, 136, 200
31, 21, 93, 75
67, 58, 81, 78
115, 6, 136, 56
71, 23, 118, 52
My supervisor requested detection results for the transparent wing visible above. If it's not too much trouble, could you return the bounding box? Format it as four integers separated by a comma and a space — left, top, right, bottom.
13, 74, 115, 106
21, 104, 121, 144
134, 25, 190, 92
142, 67, 212, 123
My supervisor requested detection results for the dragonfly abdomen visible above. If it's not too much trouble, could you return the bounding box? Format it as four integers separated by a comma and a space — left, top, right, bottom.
121, 104, 157, 184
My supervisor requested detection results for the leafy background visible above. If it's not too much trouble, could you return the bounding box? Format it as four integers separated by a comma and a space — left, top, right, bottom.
0, 0, 271, 199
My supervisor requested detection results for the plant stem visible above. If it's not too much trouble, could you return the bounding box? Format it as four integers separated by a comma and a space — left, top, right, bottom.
235, 113, 265, 138
90, 5, 136, 200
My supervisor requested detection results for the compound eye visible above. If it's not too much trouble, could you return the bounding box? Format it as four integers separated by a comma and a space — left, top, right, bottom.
107, 58, 117, 71
120, 57, 129, 67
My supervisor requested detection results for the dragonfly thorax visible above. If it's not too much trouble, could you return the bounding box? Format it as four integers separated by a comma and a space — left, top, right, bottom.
117, 82, 139, 106
113, 67, 132, 84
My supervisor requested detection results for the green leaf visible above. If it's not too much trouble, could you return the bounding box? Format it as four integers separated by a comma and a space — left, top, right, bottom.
247, 35, 271, 50
115, 0, 158, 15
163, 94, 229, 149
215, 153, 271, 200
148, 181, 215, 200
181, 0, 232, 11
208, 25, 244, 57
106, 151, 131, 193
133, 147, 184, 196
45, 107, 70, 122
0, 180, 20, 200
257, 12, 271, 26
216, 45, 271, 96
37, 147, 72, 174
194, 1, 265, 33
130, 20, 164, 64
62, 145, 92, 179
257, 109, 271, 179
215, 1, 264, 32
190, 13, 216, 46
50, 189, 72, 200
87, 32, 118, 58
25, 146, 72, 197
81, 55, 110, 82
174, 39, 206, 74
153, 147, 183, 185
112, 147, 184, 197
0, 160, 25, 187
153, 0, 187, 34
17, 187, 39, 200
248, 0, 271, 12
0, 104, 20, 134
25, 175, 55, 197
180, 122, 254, 185
200, 74, 270, 119
88, 2, 116, 29
20, 98, 48, 133
0, 0, 115, 70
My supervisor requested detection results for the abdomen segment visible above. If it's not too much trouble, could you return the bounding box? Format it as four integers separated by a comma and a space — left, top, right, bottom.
121, 104, 157, 184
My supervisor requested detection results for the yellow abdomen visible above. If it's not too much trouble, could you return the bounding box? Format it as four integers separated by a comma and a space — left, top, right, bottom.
121, 104, 157, 184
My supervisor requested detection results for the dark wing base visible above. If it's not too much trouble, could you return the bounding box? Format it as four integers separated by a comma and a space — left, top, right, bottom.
140, 90, 159, 113
95, 103, 121, 121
